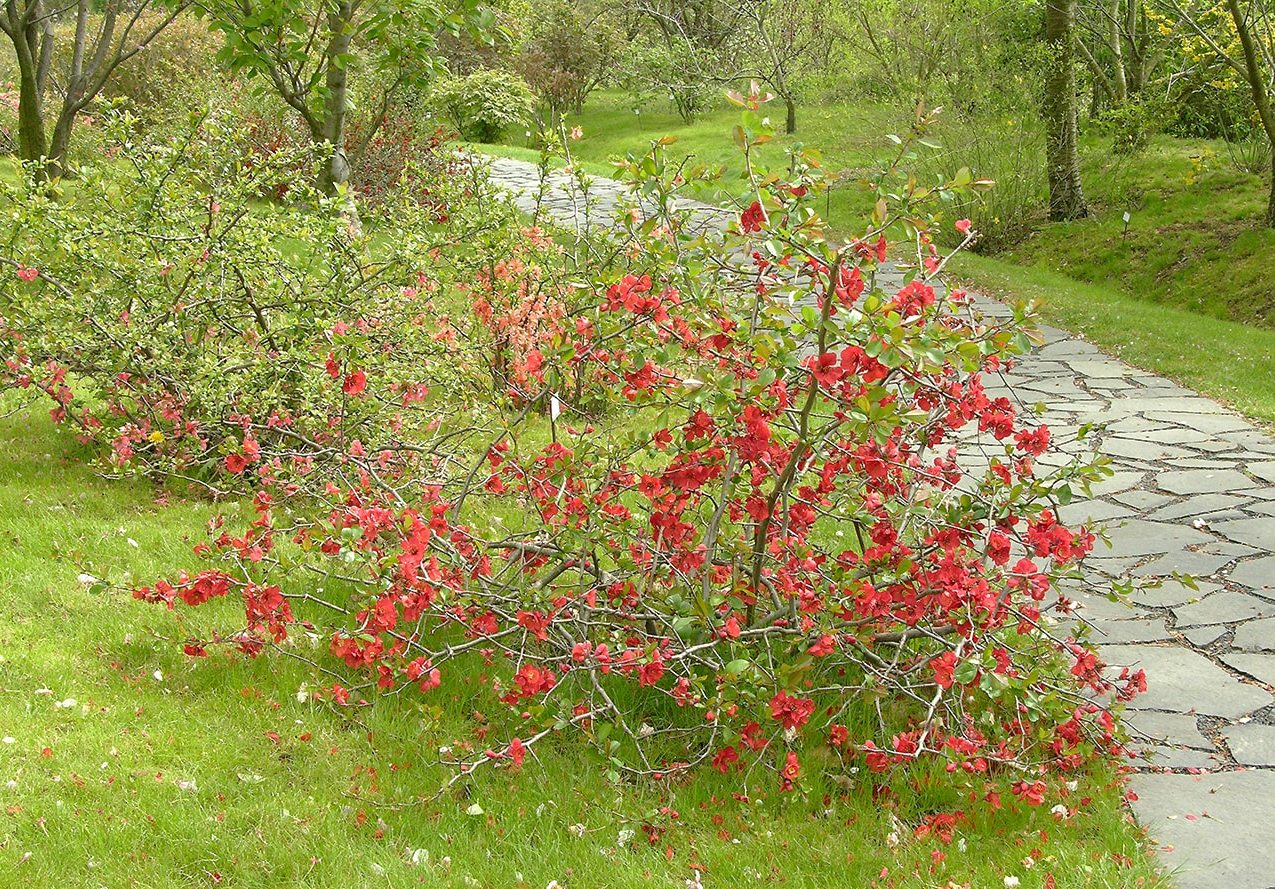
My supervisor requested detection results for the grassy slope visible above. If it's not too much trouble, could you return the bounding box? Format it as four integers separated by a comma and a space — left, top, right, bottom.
0, 401, 1165, 887
993, 139, 1275, 328
480, 94, 1275, 425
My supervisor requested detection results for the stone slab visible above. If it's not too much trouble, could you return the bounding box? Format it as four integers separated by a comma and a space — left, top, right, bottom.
1099, 645, 1272, 717
1222, 723, 1275, 767
1232, 618, 1275, 652
1230, 557, 1275, 593
1221, 652, 1275, 687
1129, 771, 1275, 889
1173, 592, 1275, 627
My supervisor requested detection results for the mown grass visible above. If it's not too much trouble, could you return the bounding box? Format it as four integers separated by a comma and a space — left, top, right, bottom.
478, 90, 901, 229
0, 397, 1166, 888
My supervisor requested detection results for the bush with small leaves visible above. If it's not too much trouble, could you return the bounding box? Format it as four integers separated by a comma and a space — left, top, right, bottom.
3, 92, 1140, 811
431, 68, 536, 143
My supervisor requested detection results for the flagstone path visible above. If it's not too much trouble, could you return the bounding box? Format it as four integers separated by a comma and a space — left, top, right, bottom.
484, 155, 1275, 889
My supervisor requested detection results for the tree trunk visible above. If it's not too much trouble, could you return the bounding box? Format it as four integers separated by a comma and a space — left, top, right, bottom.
316, 2, 361, 236
1044, 0, 1088, 221
10, 16, 46, 166
1224, 0, 1275, 228
46, 109, 75, 179
1268, 148, 1275, 228
317, 2, 353, 197
784, 95, 796, 134
1109, 0, 1127, 103
15, 59, 45, 164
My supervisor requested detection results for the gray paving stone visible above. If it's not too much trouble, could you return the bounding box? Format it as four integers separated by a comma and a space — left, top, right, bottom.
1221, 652, 1275, 687
1148, 494, 1253, 523
1129, 579, 1218, 609
1090, 470, 1146, 497
1166, 458, 1252, 470
1181, 625, 1228, 648
1098, 518, 1214, 559
1125, 711, 1212, 749
1136, 745, 1223, 770
1173, 592, 1275, 627
1104, 437, 1196, 461
1099, 644, 1273, 717
1221, 723, 1275, 766
1157, 469, 1261, 495
1229, 556, 1275, 593
1057, 498, 1134, 524
1247, 461, 1275, 484
1133, 543, 1256, 579
1145, 411, 1256, 434
1211, 516, 1275, 550
1086, 617, 1174, 643
1232, 618, 1275, 652
1113, 489, 1175, 510
1129, 771, 1275, 889
1139, 427, 1215, 444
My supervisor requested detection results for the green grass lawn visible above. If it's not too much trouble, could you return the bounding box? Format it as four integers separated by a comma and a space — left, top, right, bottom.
991, 138, 1275, 329
0, 398, 1165, 887
479, 90, 902, 229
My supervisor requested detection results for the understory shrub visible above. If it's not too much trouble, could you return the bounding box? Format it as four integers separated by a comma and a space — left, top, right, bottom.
101, 13, 224, 128
914, 112, 1047, 251
1096, 98, 1172, 155
431, 68, 536, 142
515, 0, 621, 117
1, 93, 1140, 808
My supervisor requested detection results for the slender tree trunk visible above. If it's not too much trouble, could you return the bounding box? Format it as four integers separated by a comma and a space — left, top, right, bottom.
1268, 150, 1275, 228
1044, 0, 1088, 221
317, 2, 353, 197
46, 109, 75, 179
1109, 0, 1127, 102
10, 13, 47, 166
1224, 0, 1275, 228
316, 2, 362, 236
784, 94, 796, 134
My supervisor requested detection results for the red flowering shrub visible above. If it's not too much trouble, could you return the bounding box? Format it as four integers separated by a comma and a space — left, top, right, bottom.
2, 96, 1140, 807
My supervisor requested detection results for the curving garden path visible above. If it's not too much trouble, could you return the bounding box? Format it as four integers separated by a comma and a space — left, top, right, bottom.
484, 155, 1275, 889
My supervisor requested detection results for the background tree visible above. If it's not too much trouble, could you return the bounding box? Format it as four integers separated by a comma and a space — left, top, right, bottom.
515, 0, 622, 119
1044, 0, 1089, 219
726, 0, 837, 133
202, 0, 488, 196
0, 0, 183, 179
1160, 0, 1275, 226
1076, 0, 1168, 106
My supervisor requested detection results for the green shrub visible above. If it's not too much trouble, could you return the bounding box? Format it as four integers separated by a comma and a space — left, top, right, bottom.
1096, 98, 1171, 155
514, 0, 621, 116
915, 113, 1047, 251
431, 68, 535, 143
